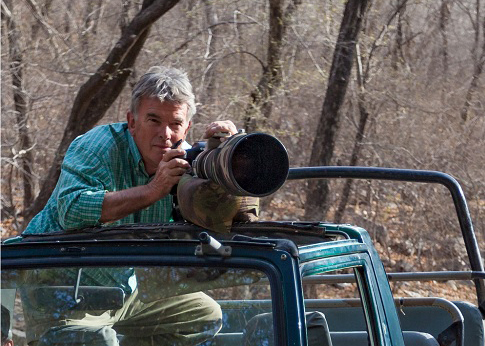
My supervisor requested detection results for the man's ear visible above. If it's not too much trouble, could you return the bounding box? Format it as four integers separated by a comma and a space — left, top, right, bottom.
127, 111, 136, 135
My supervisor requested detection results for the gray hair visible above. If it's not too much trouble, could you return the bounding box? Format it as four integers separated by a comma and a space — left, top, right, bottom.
130, 66, 196, 121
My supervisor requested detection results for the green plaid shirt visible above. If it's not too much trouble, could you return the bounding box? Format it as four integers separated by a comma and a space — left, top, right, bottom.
24, 122, 173, 235
23, 123, 175, 293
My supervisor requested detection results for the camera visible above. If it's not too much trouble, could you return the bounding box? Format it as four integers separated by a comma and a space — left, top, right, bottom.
183, 132, 289, 197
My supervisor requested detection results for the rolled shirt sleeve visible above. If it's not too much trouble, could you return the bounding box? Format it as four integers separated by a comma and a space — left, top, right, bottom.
57, 142, 110, 230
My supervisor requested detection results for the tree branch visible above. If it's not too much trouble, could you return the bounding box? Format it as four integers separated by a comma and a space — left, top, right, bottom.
161, 20, 257, 63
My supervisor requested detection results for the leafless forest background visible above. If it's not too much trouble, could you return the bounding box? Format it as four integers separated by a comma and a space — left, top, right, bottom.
1, 0, 485, 295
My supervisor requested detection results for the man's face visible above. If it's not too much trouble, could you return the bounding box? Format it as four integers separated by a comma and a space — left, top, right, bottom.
127, 96, 191, 175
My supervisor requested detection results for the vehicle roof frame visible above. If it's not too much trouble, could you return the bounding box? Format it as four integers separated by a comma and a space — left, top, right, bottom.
288, 166, 485, 314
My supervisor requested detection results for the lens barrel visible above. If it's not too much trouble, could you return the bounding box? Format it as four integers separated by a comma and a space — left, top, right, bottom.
192, 133, 289, 197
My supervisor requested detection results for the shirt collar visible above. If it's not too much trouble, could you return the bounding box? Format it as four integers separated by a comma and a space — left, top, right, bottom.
125, 123, 148, 176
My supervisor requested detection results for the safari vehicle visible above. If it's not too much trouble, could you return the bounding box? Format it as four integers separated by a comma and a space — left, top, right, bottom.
1, 166, 484, 346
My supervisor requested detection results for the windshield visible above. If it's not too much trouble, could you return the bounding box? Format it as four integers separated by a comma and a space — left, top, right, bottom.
1, 265, 272, 346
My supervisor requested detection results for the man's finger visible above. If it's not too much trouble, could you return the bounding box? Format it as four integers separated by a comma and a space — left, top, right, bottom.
162, 149, 187, 162
205, 121, 237, 138
166, 158, 190, 171
168, 166, 189, 176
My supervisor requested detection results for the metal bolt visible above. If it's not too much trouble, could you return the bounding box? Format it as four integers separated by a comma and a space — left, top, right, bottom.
281, 254, 287, 261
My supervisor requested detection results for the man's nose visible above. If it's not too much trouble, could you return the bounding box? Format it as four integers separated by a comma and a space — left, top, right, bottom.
158, 125, 171, 140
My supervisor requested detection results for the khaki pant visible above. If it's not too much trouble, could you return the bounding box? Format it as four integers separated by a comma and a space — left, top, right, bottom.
25, 290, 222, 346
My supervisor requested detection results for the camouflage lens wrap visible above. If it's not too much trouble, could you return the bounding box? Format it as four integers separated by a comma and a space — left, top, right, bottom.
177, 174, 259, 233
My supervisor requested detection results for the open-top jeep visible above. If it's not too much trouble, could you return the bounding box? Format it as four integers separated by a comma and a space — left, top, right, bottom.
2, 166, 484, 345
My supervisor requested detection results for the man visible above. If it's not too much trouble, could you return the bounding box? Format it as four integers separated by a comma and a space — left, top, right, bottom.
22, 66, 237, 345
25, 66, 236, 231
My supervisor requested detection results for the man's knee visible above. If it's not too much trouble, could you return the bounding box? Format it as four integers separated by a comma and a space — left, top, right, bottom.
197, 292, 222, 323
118, 292, 222, 346
189, 292, 223, 337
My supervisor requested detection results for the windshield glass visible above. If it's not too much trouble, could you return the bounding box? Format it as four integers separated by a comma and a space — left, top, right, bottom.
1, 266, 272, 346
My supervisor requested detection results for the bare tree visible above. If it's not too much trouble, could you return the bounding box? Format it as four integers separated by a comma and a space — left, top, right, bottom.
80, 0, 103, 54
30, 0, 54, 39
392, 0, 407, 70
334, 2, 408, 222
199, 0, 221, 110
244, 0, 301, 133
23, 0, 182, 226
334, 44, 369, 223
304, 0, 371, 220
461, 0, 484, 121
2, 0, 35, 212
439, 0, 451, 78
24, 0, 65, 58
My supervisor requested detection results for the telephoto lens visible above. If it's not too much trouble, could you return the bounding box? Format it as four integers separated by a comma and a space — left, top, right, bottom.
192, 132, 289, 197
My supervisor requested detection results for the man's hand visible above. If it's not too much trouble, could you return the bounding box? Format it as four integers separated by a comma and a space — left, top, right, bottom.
100, 148, 189, 224
148, 148, 191, 198
204, 120, 238, 141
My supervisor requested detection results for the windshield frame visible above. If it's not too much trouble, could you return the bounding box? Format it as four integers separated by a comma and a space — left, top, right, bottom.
2, 238, 305, 345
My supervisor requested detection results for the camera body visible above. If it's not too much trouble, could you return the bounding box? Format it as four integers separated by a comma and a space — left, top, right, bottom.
183, 132, 289, 197
184, 141, 206, 165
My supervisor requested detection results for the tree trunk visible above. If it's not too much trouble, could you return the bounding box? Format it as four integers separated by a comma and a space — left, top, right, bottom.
334, 44, 370, 223
199, 0, 220, 112
391, 0, 407, 70
244, 0, 301, 133
241, 0, 301, 211
334, 4, 408, 222
23, 0, 182, 226
439, 0, 450, 78
461, 3, 484, 122
2, 0, 35, 211
0, 164, 17, 228
304, 0, 370, 221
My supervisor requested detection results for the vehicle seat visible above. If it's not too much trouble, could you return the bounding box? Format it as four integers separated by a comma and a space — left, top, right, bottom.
243, 311, 332, 346
453, 301, 484, 346
330, 331, 439, 346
